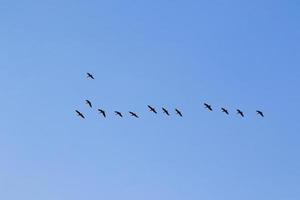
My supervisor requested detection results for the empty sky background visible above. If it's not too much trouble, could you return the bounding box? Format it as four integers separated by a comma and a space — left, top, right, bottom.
0, 0, 299, 199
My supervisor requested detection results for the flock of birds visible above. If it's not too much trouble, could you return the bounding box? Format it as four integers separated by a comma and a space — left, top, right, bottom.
75, 73, 265, 119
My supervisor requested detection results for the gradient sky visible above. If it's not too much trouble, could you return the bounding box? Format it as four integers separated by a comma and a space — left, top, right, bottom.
0, 0, 299, 199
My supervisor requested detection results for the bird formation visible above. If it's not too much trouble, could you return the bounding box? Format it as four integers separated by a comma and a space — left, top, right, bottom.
75, 73, 265, 119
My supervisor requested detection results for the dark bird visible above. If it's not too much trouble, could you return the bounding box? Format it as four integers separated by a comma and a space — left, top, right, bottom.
75, 110, 85, 119
115, 111, 123, 117
98, 109, 106, 118
204, 103, 213, 111
148, 105, 157, 114
85, 100, 92, 108
256, 110, 264, 117
87, 72, 95, 79
175, 108, 183, 117
237, 109, 244, 117
129, 111, 139, 118
221, 107, 229, 115
162, 107, 170, 116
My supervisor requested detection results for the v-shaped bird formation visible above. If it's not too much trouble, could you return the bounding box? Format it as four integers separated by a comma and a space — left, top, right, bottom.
75, 73, 265, 119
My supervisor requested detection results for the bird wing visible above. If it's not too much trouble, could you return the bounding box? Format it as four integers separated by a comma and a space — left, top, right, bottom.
76, 110, 85, 118
115, 111, 122, 117
258, 111, 264, 117
86, 100, 91, 106
149, 106, 156, 113
204, 104, 212, 110
87, 73, 94, 78
238, 111, 244, 117
130, 112, 138, 118
176, 109, 182, 116
163, 108, 169, 115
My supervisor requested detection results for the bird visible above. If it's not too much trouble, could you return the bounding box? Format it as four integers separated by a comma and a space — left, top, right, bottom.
175, 108, 183, 117
85, 100, 92, 108
204, 103, 213, 111
115, 111, 123, 117
256, 110, 264, 117
129, 111, 139, 118
75, 110, 85, 119
221, 107, 229, 115
237, 109, 244, 117
162, 107, 170, 116
148, 105, 157, 114
98, 109, 106, 118
87, 72, 95, 79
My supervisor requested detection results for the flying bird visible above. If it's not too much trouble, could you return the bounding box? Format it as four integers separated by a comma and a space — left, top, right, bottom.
98, 109, 106, 118
175, 108, 183, 117
204, 103, 213, 111
148, 105, 157, 114
162, 107, 170, 116
129, 111, 139, 118
237, 109, 244, 117
75, 110, 85, 119
256, 110, 264, 117
115, 111, 123, 117
85, 100, 92, 108
87, 73, 95, 79
221, 107, 229, 115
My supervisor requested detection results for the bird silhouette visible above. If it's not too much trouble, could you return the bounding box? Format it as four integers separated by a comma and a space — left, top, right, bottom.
98, 109, 106, 118
175, 108, 183, 117
129, 111, 139, 118
221, 107, 229, 115
75, 110, 85, 119
204, 103, 213, 111
115, 111, 123, 117
85, 100, 92, 108
148, 105, 157, 114
237, 109, 244, 117
162, 107, 170, 116
87, 73, 95, 79
256, 110, 264, 117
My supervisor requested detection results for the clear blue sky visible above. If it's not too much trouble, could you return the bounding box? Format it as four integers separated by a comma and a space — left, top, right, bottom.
1, 0, 299, 199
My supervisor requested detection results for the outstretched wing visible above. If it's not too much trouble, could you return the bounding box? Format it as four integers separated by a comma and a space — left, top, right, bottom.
175, 109, 183, 117
162, 108, 170, 115
115, 111, 123, 117
87, 73, 94, 79
76, 110, 85, 119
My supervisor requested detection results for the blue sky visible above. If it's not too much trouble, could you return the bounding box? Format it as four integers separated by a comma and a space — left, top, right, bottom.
0, 0, 299, 199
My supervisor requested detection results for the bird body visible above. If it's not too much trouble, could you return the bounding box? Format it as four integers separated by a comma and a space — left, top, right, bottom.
148, 105, 157, 114
129, 111, 139, 118
204, 103, 213, 111
115, 111, 123, 117
75, 110, 85, 119
86, 100, 92, 108
87, 73, 95, 79
175, 108, 183, 117
256, 110, 264, 117
237, 109, 244, 117
221, 108, 229, 115
162, 107, 170, 116
98, 109, 106, 118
